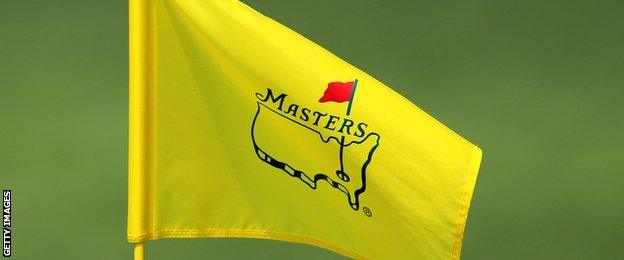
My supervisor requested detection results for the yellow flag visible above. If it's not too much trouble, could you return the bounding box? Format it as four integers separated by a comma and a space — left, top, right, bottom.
127, 0, 483, 259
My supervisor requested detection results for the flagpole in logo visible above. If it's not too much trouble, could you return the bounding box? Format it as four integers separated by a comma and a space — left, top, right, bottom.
346, 79, 358, 116
318, 79, 359, 182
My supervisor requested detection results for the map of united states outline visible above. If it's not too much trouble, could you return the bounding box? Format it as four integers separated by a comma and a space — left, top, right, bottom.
250, 88, 381, 211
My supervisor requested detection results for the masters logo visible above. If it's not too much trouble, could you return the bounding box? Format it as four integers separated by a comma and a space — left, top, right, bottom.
251, 80, 380, 212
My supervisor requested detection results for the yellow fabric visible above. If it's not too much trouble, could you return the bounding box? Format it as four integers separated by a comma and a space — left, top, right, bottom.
127, 0, 483, 259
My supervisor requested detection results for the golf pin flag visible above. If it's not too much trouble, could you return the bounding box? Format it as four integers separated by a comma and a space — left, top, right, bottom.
319, 81, 357, 103
128, 0, 483, 259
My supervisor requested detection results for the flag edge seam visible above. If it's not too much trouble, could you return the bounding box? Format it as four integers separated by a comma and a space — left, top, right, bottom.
127, 229, 367, 259
451, 146, 483, 260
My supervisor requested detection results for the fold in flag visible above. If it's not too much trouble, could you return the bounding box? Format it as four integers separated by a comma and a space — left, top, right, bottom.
128, 0, 482, 259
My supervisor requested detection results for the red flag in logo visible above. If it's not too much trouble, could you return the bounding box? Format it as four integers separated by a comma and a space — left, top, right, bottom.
319, 81, 355, 103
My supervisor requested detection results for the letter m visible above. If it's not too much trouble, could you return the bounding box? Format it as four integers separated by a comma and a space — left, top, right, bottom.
256, 88, 287, 111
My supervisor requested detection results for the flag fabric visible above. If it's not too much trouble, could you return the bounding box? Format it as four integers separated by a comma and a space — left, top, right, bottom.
127, 0, 482, 259
319, 81, 356, 103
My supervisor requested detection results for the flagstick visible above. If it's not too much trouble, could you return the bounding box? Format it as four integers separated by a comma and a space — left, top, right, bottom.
337, 79, 359, 180
129, 0, 151, 258
346, 79, 358, 116
134, 243, 145, 260
338, 135, 346, 175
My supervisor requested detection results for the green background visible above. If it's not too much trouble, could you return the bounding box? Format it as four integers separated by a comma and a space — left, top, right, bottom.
2, 0, 623, 259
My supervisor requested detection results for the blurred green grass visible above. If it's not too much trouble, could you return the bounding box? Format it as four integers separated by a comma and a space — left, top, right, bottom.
1, 0, 623, 259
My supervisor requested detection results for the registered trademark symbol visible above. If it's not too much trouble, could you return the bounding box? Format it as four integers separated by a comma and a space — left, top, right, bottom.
363, 207, 372, 217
